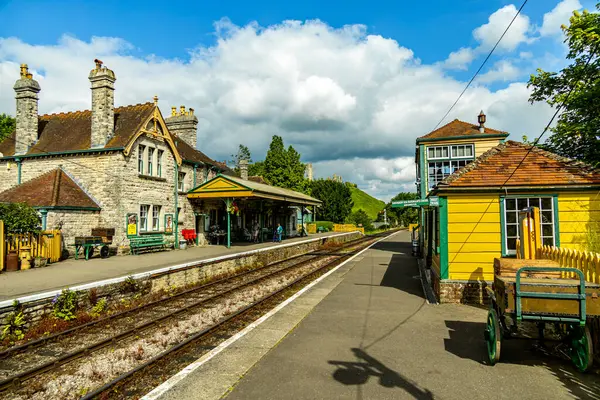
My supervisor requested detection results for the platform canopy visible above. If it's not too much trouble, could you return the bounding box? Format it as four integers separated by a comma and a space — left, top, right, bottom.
187, 174, 322, 206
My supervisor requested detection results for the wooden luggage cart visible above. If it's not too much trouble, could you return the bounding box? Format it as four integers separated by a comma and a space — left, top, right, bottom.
485, 259, 600, 372
73, 228, 114, 260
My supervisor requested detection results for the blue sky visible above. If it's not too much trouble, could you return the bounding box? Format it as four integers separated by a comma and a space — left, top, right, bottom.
0, 0, 594, 199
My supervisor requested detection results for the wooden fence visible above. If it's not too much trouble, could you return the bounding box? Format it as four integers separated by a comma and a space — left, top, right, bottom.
1, 227, 62, 270
537, 245, 600, 284
333, 224, 365, 235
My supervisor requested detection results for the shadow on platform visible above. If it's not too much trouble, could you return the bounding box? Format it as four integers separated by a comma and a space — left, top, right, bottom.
444, 320, 600, 400
370, 239, 409, 254
328, 348, 434, 399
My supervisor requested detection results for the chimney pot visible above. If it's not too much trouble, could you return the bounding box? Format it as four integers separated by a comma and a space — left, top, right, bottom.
171, 106, 177, 116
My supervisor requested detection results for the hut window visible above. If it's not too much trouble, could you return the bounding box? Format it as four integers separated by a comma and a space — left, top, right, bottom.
148, 147, 154, 176
427, 146, 449, 160
157, 150, 163, 177
140, 204, 149, 231
451, 144, 473, 158
503, 197, 555, 255
138, 145, 146, 174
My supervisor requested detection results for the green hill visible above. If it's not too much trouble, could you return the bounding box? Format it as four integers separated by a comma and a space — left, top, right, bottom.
348, 184, 385, 220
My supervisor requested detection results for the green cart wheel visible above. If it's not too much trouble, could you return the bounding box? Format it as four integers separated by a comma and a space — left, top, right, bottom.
571, 326, 593, 372
484, 308, 502, 365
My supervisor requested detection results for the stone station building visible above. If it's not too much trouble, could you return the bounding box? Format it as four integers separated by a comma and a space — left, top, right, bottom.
0, 61, 230, 254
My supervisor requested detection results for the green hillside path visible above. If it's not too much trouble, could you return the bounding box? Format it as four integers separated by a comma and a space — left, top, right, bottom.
349, 185, 385, 220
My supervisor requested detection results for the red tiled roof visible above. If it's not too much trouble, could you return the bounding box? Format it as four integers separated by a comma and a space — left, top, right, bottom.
0, 168, 100, 209
437, 141, 600, 189
417, 119, 508, 141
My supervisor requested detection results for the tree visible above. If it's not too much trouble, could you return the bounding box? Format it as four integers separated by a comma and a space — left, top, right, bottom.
528, 5, 600, 166
0, 203, 41, 234
310, 179, 353, 223
263, 135, 307, 192
0, 114, 15, 141
230, 144, 252, 167
248, 160, 266, 179
386, 192, 419, 227
347, 209, 374, 231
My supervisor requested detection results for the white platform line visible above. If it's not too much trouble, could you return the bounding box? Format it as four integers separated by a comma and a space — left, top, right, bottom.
142, 230, 401, 400
0, 232, 358, 309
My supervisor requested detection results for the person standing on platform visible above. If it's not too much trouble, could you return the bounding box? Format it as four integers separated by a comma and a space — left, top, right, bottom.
276, 223, 283, 242
252, 220, 260, 243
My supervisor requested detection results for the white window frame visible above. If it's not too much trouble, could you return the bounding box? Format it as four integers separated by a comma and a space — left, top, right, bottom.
148, 147, 154, 176
157, 150, 163, 177
451, 144, 474, 159
140, 204, 149, 231
178, 172, 186, 192
152, 205, 161, 231
502, 196, 555, 256
138, 145, 145, 174
427, 146, 449, 160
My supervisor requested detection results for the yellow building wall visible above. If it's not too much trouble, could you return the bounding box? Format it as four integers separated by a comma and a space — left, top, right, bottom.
447, 194, 501, 281
557, 191, 600, 251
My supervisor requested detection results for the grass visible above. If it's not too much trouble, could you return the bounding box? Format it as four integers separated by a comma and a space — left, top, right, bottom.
349, 185, 385, 220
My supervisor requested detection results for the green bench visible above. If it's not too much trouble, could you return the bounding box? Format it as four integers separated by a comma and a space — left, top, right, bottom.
129, 234, 169, 255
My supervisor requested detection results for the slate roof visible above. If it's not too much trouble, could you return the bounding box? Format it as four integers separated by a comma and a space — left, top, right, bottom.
0, 103, 227, 170
0, 103, 154, 156
436, 141, 600, 190
417, 119, 508, 142
0, 168, 100, 209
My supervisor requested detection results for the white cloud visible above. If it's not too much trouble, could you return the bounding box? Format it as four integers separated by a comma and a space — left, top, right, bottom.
478, 60, 521, 83
473, 5, 532, 52
540, 0, 582, 37
0, 19, 554, 201
443, 47, 475, 70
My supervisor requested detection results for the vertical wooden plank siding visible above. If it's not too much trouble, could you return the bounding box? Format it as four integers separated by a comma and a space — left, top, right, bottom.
557, 191, 600, 251
473, 139, 505, 157
446, 194, 501, 281
439, 197, 448, 279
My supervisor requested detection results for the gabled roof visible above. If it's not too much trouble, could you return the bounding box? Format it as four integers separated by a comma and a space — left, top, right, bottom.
188, 174, 322, 206
0, 103, 155, 156
436, 140, 600, 190
0, 168, 100, 209
417, 119, 508, 142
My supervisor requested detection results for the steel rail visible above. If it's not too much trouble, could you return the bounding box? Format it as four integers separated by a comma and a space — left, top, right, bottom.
0, 233, 383, 393
82, 232, 387, 399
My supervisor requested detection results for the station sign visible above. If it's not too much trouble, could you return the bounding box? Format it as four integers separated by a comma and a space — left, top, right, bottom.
391, 196, 439, 208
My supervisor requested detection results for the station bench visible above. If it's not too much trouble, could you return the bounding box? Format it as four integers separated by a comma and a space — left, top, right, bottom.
129, 234, 169, 255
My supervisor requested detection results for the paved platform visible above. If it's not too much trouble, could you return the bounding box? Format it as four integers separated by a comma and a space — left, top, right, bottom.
0, 232, 347, 302
148, 231, 600, 400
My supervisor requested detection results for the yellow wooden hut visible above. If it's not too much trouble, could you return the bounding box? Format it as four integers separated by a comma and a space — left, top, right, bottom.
426, 140, 600, 303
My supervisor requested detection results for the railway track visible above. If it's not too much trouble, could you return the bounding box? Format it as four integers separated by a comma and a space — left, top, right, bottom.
0, 231, 394, 399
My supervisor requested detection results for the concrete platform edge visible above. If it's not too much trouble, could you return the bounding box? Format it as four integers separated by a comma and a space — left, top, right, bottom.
141, 230, 402, 400
0, 232, 359, 309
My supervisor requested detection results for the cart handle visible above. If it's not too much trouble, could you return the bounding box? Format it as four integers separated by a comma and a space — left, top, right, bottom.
515, 267, 586, 326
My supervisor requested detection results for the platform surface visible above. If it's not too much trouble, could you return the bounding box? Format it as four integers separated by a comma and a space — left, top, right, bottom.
151, 232, 600, 400
0, 231, 348, 301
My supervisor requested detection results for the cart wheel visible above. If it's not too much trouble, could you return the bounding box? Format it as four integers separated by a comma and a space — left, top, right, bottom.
87, 247, 95, 259
571, 326, 593, 372
484, 308, 502, 365
100, 245, 109, 259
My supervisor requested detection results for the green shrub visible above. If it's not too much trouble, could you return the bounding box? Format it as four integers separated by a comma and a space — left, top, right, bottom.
52, 289, 78, 321
90, 298, 107, 317
2, 300, 26, 341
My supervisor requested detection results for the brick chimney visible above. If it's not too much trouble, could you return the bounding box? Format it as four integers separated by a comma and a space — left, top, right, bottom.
88, 59, 116, 148
13, 64, 41, 155
165, 105, 198, 148
239, 159, 248, 180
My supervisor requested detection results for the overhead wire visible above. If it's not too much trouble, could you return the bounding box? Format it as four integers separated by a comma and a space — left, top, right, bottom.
431, 0, 529, 132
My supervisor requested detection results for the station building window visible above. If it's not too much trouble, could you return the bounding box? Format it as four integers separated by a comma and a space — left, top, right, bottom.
426, 144, 474, 189
503, 197, 555, 255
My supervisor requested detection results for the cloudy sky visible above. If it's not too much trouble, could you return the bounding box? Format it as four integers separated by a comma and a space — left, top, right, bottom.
0, 0, 591, 201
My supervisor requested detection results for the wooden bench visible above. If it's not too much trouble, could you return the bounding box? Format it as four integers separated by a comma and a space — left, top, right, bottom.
129, 234, 169, 255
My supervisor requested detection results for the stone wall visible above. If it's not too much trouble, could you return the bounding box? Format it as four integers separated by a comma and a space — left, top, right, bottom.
0, 232, 361, 331
430, 268, 491, 305
46, 210, 101, 255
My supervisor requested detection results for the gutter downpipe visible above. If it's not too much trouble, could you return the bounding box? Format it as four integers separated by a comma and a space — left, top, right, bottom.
174, 163, 179, 248
16, 158, 22, 185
